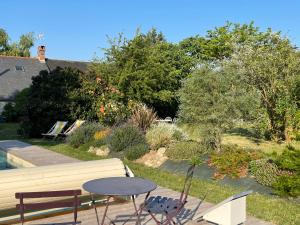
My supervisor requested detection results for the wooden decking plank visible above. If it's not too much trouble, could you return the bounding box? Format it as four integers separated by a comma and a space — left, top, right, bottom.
13, 187, 273, 225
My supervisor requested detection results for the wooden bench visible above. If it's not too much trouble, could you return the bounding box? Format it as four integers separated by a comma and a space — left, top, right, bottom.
15, 190, 82, 224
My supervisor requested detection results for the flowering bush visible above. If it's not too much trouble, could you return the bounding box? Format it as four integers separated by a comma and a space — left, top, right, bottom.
94, 128, 111, 140
67, 122, 104, 148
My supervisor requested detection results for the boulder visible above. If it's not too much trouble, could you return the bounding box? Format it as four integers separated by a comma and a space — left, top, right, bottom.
88, 145, 110, 157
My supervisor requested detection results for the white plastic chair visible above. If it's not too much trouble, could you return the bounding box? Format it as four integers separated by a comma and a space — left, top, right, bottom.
196, 190, 253, 225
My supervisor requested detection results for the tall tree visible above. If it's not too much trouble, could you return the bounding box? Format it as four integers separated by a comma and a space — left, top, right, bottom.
0, 28, 34, 57
18, 67, 82, 137
228, 33, 300, 141
178, 65, 253, 151
93, 28, 193, 117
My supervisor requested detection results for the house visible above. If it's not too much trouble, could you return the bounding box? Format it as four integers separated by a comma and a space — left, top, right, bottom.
0, 46, 88, 113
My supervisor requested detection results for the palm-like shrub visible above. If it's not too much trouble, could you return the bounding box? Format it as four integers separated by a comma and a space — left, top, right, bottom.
129, 104, 157, 132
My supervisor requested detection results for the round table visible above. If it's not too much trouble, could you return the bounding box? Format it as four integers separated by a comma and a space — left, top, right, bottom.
83, 177, 157, 225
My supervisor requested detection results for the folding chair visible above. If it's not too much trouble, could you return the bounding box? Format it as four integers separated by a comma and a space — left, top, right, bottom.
142, 164, 196, 225
41, 121, 68, 138
59, 119, 85, 137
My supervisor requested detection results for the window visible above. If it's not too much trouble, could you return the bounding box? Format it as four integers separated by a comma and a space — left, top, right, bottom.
15, 65, 25, 72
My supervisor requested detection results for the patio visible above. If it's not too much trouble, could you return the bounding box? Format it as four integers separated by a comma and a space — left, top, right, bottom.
14, 187, 273, 225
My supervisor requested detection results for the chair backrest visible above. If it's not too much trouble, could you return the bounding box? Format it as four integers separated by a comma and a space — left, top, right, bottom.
200, 190, 252, 225
15, 189, 81, 224
47, 121, 68, 135
64, 120, 85, 135
180, 164, 195, 203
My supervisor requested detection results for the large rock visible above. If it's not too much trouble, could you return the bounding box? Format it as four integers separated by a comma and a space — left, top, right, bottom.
88, 145, 110, 156
136, 148, 168, 168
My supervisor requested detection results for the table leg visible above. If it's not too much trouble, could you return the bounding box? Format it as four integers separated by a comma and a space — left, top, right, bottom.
90, 193, 100, 225
132, 195, 138, 215
101, 196, 112, 225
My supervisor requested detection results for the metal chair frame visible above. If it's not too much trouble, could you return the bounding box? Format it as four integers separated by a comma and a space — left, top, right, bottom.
141, 164, 195, 225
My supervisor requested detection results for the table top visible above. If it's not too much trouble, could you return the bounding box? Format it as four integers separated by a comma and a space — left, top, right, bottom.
82, 177, 157, 196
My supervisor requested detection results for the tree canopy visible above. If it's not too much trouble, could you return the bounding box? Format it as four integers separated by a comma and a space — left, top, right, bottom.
178, 22, 300, 147
18, 67, 82, 137
0, 28, 34, 57
228, 33, 300, 141
92, 28, 193, 117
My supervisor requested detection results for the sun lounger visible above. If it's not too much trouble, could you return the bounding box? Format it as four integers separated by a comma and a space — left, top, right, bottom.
59, 119, 85, 137
41, 121, 68, 138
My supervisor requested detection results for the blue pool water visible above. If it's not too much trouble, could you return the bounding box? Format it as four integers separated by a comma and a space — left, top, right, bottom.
0, 151, 13, 170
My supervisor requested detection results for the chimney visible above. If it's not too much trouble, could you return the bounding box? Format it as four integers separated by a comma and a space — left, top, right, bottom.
37, 45, 46, 62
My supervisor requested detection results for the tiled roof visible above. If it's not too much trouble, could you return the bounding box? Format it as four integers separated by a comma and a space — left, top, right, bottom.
0, 56, 88, 101
0, 56, 49, 100
46, 59, 88, 73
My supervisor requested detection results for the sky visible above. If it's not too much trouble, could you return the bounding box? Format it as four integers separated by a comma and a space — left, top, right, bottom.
1, 0, 300, 61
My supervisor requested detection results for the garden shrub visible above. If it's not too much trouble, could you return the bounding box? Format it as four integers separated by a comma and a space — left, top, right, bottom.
249, 159, 280, 186
172, 128, 187, 141
146, 123, 187, 150
67, 122, 104, 148
271, 146, 300, 197
166, 141, 206, 160
129, 104, 157, 132
275, 147, 300, 173
125, 144, 150, 160
295, 133, 300, 141
273, 175, 300, 197
91, 138, 107, 148
210, 145, 262, 178
108, 125, 146, 152
1, 103, 18, 122
17, 68, 82, 137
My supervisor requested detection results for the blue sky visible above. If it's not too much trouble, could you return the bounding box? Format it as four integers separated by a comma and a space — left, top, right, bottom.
1, 0, 299, 61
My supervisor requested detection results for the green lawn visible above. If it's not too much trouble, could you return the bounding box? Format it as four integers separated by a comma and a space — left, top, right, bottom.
1, 123, 299, 225
179, 123, 300, 154
0, 122, 22, 140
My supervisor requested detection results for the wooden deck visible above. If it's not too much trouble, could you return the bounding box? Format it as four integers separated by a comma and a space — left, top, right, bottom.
0, 140, 79, 166
14, 187, 273, 225
0, 141, 273, 225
